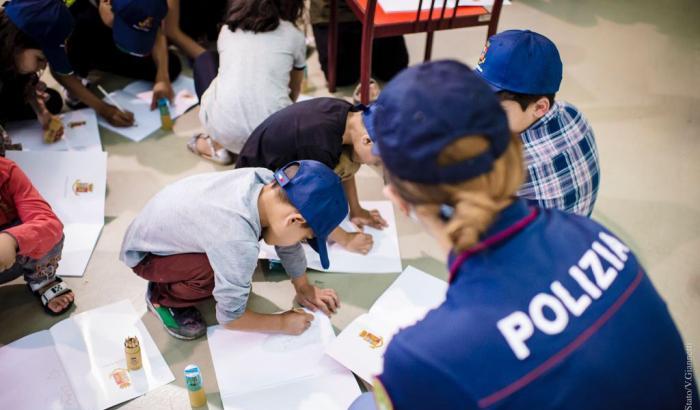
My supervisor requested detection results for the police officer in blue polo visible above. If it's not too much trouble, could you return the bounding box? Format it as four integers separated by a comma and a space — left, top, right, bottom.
351, 60, 697, 409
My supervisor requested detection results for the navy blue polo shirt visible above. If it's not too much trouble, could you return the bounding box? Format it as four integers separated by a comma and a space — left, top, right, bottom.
372, 199, 695, 409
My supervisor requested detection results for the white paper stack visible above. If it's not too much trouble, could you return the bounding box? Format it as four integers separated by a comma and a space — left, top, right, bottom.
326, 266, 448, 383
259, 200, 402, 273
207, 311, 361, 410
6, 150, 107, 277
5, 108, 102, 152
98, 76, 198, 141
0, 300, 174, 410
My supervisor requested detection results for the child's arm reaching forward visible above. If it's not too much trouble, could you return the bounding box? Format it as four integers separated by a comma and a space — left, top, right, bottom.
224, 309, 315, 335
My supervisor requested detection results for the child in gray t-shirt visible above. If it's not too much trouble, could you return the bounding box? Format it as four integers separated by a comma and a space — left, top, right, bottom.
120, 161, 348, 340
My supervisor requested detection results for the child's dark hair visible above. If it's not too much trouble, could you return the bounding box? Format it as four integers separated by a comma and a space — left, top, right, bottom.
225, 0, 304, 33
498, 91, 555, 112
0, 10, 40, 76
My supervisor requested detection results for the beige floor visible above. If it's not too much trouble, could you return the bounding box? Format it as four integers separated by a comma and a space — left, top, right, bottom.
1, 1, 699, 408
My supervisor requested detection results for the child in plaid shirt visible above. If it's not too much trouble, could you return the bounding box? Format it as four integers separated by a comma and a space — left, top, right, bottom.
476, 30, 599, 216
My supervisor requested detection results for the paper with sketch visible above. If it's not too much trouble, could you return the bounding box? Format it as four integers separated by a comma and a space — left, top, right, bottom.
207, 311, 361, 410
259, 200, 402, 273
4, 108, 102, 152
326, 266, 448, 383
6, 150, 107, 277
377, 0, 509, 13
0, 300, 174, 410
98, 76, 198, 141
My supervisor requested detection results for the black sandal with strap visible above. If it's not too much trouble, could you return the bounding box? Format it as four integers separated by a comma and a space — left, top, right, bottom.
28, 277, 74, 316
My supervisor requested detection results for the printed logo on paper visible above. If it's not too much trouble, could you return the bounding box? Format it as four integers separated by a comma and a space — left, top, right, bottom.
72, 180, 94, 195
359, 329, 384, 349
110, 368, 131, 389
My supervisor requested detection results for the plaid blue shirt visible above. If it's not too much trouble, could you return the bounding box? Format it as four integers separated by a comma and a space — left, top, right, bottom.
518, 101, 600, 216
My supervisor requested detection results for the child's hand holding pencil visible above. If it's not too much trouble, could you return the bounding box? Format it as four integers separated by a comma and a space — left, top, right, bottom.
280, 308, 315, 335
97, 85, 136, 127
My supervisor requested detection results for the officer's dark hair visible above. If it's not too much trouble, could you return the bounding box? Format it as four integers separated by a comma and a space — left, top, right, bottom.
387, 134, 525, 252
225, 0, 305, 33
0, 10, 41, 77
498, 90, 555, 111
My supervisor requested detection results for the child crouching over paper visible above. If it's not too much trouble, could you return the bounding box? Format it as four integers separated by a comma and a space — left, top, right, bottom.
120, 160, 348, 340
0, 156, 74, 315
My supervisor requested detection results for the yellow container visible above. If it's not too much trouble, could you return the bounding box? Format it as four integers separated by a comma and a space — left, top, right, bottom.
124, 336, 142, 371
184, 364, 207, 407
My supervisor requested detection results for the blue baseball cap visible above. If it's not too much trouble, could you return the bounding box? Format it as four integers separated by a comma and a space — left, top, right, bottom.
274, 160, 348, 270
111, 0, 168, 57
361, 104, 378, 142
4, 0, 75, 75
475, 29, 562, 95
370, 60, 511, 185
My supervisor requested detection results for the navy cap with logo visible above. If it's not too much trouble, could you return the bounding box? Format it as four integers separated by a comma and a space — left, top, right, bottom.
274, 160, 348, 270
475, 29, 563, 95
370, 60, 511, 185
111, 0, 168, 57
4, 0, 75, 75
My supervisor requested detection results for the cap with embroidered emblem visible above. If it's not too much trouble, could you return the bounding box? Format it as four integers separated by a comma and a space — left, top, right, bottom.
111, 0, 168, 57
475, 29, 563, 94
274, 160, 348, 269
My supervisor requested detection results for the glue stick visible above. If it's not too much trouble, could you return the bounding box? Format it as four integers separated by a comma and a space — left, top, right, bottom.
157, 98, 174, 131
184, 364, 207, 407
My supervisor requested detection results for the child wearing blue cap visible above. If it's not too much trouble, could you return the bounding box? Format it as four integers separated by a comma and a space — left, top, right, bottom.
350, 60, 695, 409
51, 0, 181, 127
0, 1, 67, 138
475, 29, 600, 217
120, 160, 347, 340
236, 97, 387, 255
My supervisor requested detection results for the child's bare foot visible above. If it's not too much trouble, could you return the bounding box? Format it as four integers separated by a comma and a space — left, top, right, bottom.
47, 291, 74, 313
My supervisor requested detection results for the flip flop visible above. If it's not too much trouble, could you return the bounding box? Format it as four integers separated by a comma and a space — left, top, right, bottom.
28, 277, 74, 316
187, 133, 234, 165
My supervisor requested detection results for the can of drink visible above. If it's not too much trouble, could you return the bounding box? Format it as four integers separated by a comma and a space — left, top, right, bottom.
184, 364, 207, 407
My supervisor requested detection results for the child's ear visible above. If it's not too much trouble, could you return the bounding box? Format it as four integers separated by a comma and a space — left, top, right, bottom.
362, 135, 373, 146
532, 97, 551, 118
286, 212, 307, 226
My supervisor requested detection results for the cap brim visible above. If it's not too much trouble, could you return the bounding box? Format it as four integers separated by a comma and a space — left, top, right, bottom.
307, 237, 330, 270
112, 14, 157, 57
44, 44, 73, 75
362, 104, 377, 141
473, 68, 505, 92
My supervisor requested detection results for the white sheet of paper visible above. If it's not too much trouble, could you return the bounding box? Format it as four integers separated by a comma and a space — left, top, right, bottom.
259, 200, 402, 273
50, 300, 175, 410
0, 330, 80, 410
325, 266, 448, 382
98, 76, 198, 141
4, 108, 102, 152
377, 0, 510, 13
6, 151, 107, 277
207, 311, 361, 410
